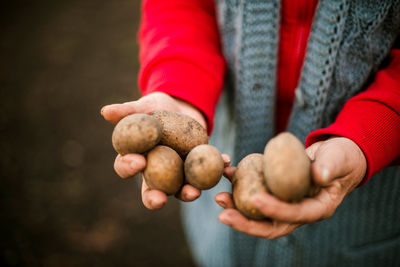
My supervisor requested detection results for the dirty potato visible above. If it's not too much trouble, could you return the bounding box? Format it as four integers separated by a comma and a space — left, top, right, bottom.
143, 145, 184, 195
232, 153, 269, 220
184, 144, 224, 190
263, 132, 311, 202
152, 110, 208, 157
112, 113, 162, 155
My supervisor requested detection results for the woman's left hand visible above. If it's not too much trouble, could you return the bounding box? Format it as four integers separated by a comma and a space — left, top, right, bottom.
215, 137, 367, 239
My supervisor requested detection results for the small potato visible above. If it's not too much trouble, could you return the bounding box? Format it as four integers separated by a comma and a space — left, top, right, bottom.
112, 113, 162, 155
143, 145, 184, 195
152, 110, 208, 157
232, 154, 269, 220
184, 144, 224, 190
263, 132, 311, 202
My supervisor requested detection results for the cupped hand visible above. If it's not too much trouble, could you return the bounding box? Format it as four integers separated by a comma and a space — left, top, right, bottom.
101, 92, 217, 210
215, 137, 367, 239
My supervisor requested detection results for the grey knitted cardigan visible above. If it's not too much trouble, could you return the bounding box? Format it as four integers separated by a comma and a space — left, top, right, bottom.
182, 0, 400, 266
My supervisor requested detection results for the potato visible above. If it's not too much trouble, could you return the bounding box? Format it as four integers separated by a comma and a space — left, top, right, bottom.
152, 110, 208, 157
263, 132, 311, 202
232, 154, 269, 220
143, 145, 184, 195
184, 144, 224, 190
112, 113, 162, 155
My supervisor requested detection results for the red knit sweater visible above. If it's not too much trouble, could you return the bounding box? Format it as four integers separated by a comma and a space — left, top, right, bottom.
138, 0, 400, 184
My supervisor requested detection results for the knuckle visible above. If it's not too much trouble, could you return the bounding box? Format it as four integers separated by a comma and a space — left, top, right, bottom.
142, 95, 159, 113
322, 201, 339, 220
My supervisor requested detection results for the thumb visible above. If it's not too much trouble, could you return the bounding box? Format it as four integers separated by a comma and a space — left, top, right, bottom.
101, 102, 139, 125
311, 139, 353, 186
101, 96, 159, 125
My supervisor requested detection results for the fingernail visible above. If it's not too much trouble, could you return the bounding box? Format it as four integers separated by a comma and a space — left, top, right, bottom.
100, 106, 106, 116
221, 154, 231, 164
321, 168, 330, 183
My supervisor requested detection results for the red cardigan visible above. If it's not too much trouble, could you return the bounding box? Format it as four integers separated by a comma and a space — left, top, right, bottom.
138, 0, 400, 184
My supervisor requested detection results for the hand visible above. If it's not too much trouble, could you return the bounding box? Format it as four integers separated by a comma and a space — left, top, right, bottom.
101, 92, 213, 210
215, 137, 367, 239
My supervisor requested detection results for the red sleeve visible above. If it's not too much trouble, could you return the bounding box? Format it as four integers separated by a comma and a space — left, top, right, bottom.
138, 0, 226, 134
306, 49, 400, 185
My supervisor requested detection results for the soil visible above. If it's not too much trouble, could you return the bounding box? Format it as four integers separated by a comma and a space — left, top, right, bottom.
0, 1, 195, 266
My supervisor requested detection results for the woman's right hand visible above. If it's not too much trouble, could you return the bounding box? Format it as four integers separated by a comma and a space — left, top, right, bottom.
101, 92, 226, 210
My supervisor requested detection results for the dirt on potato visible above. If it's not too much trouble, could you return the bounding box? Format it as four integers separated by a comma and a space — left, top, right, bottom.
112, 113, 162, 155
232, 154, 269, 220
152, 110, 208, 157
144, 145, 184, 195
184, 144, 224, 190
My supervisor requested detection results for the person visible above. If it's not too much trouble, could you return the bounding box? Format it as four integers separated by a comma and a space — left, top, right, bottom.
101, 0, 400, 266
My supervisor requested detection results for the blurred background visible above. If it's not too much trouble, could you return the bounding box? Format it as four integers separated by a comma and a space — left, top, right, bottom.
0, 0, 195, 266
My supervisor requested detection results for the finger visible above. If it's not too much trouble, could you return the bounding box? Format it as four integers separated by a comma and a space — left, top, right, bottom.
218, 209, 299, 239
311, 139, 354, 186
223, 166, 236, 182
305, 141, 323, 161
314, 137, 367, 187
101, 103, 137, 124
250, 191, 337, 223
214, 192, 235, 209
221, 154, 231, 168
101, 97, 158, 125
114, 154, 146, 178
141, 176, 167, 210
175, 184, 201, 202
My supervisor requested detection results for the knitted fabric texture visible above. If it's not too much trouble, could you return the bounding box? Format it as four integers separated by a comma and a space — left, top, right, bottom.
182, 0, 400, 266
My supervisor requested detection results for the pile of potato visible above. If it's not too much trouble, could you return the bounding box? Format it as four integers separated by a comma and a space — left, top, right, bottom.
112, 111, 224, 195
232, 132, 320, 220
112, 111, 318, 220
